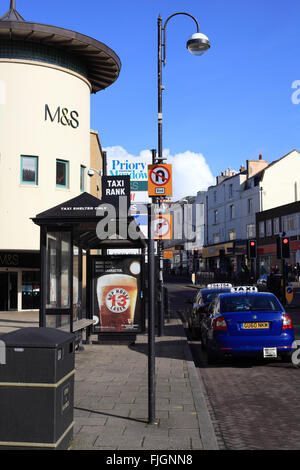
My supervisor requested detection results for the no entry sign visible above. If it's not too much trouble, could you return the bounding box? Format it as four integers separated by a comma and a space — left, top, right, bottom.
148, 164, 172, 197
153, 214, 172, 240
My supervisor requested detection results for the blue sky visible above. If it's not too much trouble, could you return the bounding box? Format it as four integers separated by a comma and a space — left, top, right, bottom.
10, 0, 300, 196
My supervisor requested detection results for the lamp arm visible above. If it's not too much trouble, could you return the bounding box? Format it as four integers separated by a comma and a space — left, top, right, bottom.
162, 12, 200, 65
157, 11, 201, 161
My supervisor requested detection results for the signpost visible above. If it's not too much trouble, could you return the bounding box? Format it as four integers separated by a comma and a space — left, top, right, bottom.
148, 164, 172, 197
102, 175, 131, 212
147, 204, 156, 424
146, 156, 173, 424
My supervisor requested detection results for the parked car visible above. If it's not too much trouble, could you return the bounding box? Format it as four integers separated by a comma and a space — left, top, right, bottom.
200, 286, 295, 364
256, 274, 268, 287
188, 283, 232, 339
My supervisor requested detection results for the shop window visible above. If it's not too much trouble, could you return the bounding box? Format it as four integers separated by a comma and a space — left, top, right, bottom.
20, 156, 38, 185
273, 217, 280, 235
56, 159, 69, 188
80, 165, 86, 192
259, 256, 271, 275
214, 210, 218, 224
247, 224, 255, 239
266, 219, 272, 237
213, 233, 220, 244
229, 229, 236, 240
247, 198, 253, 214
282, 214, 298, 233
259, 221, 265, 238
22, 271, 40, 310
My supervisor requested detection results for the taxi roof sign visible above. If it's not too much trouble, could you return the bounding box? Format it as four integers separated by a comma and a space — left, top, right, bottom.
207, 283, 232, 289
231, 286, 258, 293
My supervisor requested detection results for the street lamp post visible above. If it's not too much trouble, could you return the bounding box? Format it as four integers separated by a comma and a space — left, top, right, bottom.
147, 11, 210, 424
157, 12, 210, 162
155, 12, 210, 336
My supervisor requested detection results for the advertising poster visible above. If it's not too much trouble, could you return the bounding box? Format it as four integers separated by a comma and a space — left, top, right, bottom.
92, 256, 144, 334
106, 155, 150, 216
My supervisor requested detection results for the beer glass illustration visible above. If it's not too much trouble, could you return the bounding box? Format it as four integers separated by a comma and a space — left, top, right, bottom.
97, 274, 138, 331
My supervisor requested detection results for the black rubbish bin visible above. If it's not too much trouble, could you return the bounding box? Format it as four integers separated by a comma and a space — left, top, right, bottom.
0, 327, 75, 450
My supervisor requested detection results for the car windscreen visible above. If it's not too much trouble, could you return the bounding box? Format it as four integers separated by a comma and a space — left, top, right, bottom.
202, 290, 230, 304
220, 295, 282, 313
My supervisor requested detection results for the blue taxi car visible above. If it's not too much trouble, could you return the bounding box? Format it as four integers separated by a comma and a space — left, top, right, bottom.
200, 287, 295, 364
188, 283, 232, 339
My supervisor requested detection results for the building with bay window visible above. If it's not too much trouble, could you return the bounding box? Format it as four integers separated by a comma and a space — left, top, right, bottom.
0, 2, 120, 311
202, 150, 300, 279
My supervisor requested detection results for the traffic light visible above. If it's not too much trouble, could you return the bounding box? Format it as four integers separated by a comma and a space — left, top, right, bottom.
247, 239, 257, 259
281, 237, 290, 259
276, 236, 291, 259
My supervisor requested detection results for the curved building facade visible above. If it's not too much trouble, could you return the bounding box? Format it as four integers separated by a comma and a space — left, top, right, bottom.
0, 2, 120, 310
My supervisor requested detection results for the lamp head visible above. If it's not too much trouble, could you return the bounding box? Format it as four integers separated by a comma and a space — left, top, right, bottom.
87, 169, 95, 177
186, 32, 210, 56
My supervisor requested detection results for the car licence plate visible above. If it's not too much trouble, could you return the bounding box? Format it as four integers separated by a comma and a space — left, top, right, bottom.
242, 322, 269, 329
263, 347, 277, 358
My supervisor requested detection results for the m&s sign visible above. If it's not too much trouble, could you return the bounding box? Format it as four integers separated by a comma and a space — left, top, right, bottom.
45, 104, 79, 129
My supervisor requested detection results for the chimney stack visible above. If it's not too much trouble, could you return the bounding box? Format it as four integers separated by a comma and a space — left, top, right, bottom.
247, 156, 268, 178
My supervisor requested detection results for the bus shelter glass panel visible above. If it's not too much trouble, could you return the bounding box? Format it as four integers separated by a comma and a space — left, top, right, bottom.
73, 245, 82, 322
46, 231, 71, 330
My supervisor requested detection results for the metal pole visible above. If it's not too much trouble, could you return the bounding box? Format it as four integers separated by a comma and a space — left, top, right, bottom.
158, 241, 164, 336
39, 225, 47, 327
158, 16, 163, 162
282, 258, 286, 306
102, 151, 107, 177
151, 149, 158, 332
157, 19, 165, 335
148, 203, 156, 424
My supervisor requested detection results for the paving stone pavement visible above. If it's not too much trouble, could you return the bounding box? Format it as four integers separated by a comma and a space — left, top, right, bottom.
71, 317, 219, 451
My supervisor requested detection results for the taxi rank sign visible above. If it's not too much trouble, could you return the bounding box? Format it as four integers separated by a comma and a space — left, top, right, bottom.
102, 175, 131, 211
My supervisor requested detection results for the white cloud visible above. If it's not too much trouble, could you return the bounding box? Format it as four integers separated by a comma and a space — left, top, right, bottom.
163, 149, 214, 200
103, 146, 214, 201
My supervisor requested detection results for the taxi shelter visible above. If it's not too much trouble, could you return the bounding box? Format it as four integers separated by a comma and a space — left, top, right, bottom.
31, 192, 146, 345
